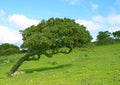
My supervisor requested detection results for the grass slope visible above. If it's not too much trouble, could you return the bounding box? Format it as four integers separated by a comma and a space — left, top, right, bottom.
0, 44, 120, 85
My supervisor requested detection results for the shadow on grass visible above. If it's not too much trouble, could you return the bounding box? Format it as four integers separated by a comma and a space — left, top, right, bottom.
22, 64, 72, 74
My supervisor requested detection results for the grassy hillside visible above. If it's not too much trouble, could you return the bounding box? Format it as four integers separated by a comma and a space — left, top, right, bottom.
0, 44, 120, 85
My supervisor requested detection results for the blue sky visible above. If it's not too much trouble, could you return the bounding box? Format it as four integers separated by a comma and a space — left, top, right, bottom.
0, 0, 120, 45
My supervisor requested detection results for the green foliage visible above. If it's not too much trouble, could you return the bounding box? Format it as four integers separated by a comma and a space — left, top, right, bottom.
0, 43, 20, 56
21, 17, 92, 57
113, 30, 120, 39
97, 31, 111, 41
96, 30, 120, 45
96, 31, 114, 45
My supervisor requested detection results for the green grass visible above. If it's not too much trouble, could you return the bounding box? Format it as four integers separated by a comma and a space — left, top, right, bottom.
0, 44, 120, 85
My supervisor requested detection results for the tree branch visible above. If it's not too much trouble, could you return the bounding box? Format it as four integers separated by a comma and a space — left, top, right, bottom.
44, 52, 53, 58
25, 55, 41, 61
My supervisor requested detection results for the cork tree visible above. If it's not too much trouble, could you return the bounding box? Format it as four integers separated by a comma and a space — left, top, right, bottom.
8, 17, 92, 76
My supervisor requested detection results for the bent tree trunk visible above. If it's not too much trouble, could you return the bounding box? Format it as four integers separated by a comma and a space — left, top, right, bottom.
8, 53, 30, 76
8, 53, 41, 76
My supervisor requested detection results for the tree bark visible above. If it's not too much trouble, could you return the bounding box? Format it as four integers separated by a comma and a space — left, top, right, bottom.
8, 53, 30, 76
8, 53, 41, 77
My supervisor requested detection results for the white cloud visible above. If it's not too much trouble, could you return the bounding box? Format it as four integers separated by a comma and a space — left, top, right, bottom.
92, 4, 98, 10
65, 0, 80, 5
76, 13, 120, 41
76, 19, 100, 31
106, 14, 120, 32
0, 14, 39, 45
0, 26, 22, 44
8, 14, 39, 29
92, 15, 105, 23
0, 9, 5, 16
105, 25, 120, 32
76, 19, 101, 41
107, 14, 120, 25
76, 14, 120, 32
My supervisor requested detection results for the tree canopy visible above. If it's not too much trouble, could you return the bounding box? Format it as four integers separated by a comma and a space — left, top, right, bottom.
8, 17, 92, 76
113, 30, 120, 39
0, 43, 19, 56
96, 31, 113, 45
96, 30, 120, 45
21, 17, 92, 56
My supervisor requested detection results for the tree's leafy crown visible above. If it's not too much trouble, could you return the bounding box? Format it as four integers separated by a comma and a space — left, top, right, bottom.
113, 30, 120, 39
97, 31, 111, 41
20, 18, 92, 56
0, 43, 19, 56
